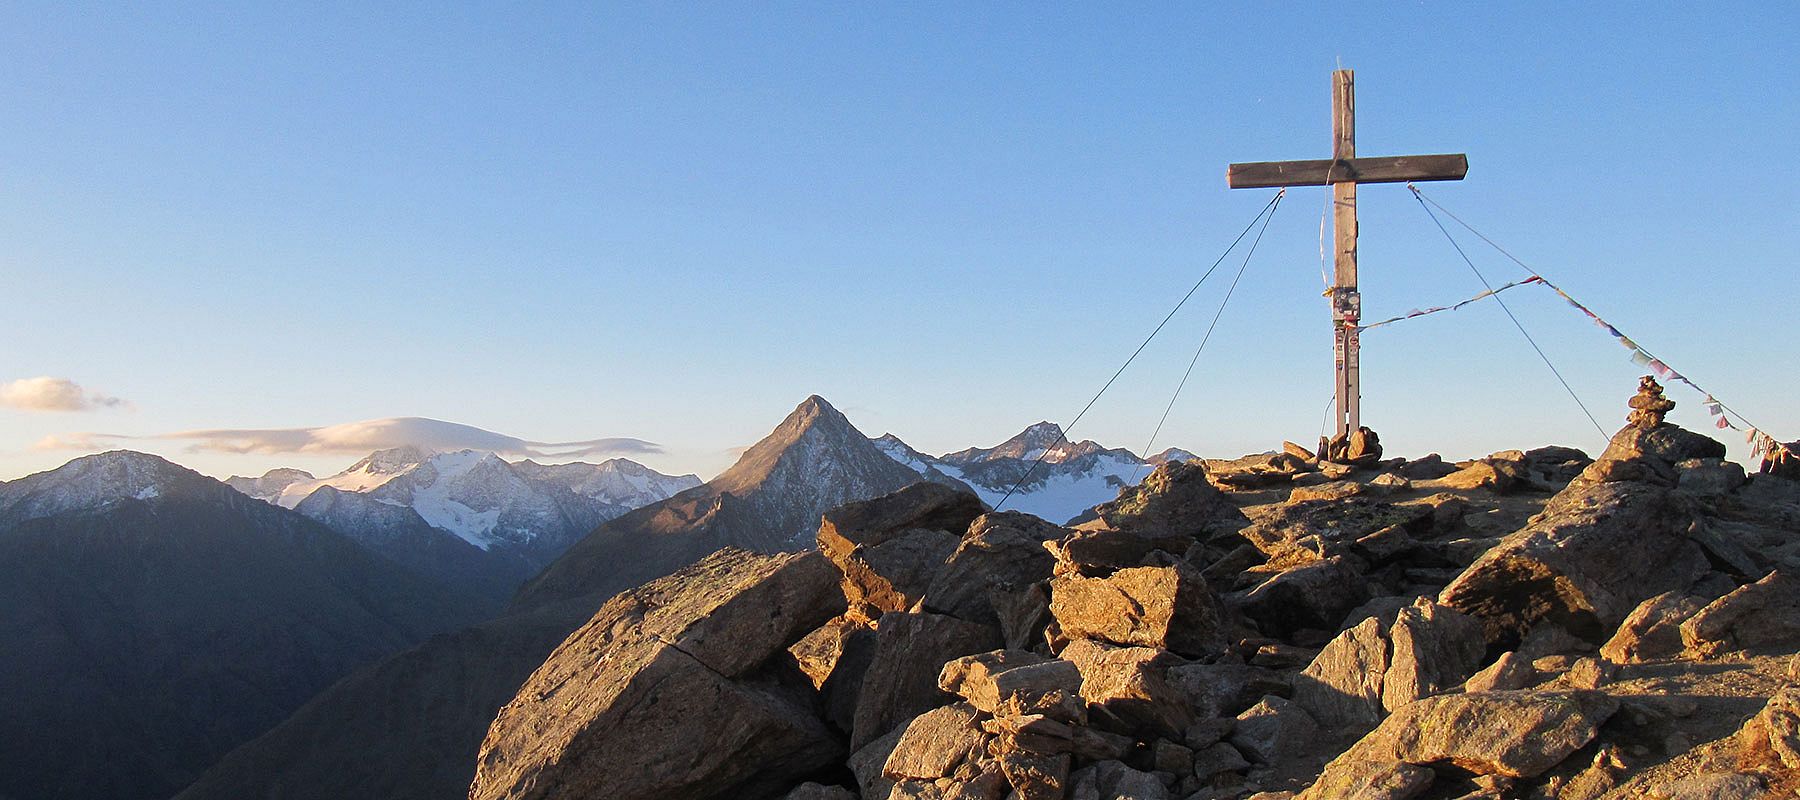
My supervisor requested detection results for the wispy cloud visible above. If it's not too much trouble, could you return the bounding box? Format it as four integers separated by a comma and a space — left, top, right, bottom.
34, 416, 661, 459
1, 377, 129, 412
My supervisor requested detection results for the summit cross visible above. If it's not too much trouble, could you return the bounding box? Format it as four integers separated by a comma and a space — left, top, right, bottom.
1227, 69, 1468, 443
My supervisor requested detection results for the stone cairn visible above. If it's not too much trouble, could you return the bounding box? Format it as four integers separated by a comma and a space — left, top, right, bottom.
1626, 375, 1674, 428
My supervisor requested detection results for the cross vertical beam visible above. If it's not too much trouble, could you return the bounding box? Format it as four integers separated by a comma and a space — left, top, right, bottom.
1331, 69, 1360, 438
1226, 69, 1467, 445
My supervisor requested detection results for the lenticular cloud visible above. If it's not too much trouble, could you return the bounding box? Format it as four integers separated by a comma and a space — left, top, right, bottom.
39, 416, 661, 458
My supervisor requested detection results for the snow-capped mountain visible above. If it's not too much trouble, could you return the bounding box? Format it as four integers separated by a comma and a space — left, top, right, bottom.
511, 458, 701, 509
0, 450, 221, 526
875, 423, 1155, 525
226, 449, 699, 603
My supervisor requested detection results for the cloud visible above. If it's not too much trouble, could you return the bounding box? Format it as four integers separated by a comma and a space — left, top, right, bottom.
0, 377, 129, 412
35, 416, 662, 459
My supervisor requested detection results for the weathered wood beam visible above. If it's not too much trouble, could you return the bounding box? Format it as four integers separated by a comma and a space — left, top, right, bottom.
1226, 153, 1468, 189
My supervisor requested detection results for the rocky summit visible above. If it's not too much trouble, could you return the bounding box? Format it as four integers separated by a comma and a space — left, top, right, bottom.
464, 379, 1800, 800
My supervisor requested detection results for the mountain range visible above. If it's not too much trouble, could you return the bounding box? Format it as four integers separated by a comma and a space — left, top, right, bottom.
225, 449, 700, 607
0, 452, 488, 800
173, 395, 935, 800
1, 397, 1189, 800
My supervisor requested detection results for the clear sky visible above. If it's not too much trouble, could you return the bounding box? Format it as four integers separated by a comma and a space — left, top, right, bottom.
2, 3, 1796, 482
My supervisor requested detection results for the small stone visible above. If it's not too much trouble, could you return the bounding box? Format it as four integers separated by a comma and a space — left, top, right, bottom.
1463, 651, 1537, 693
1565, 657, 1617, 690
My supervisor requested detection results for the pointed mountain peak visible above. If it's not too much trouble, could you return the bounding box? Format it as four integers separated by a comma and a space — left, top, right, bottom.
708, 395, 898, 496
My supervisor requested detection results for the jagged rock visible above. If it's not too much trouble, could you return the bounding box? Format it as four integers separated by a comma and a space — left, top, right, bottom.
818, 482, 985, 617
938, 650, 1085, 723
1283, 441, 1317, 461
923, 512, 1064, 630
1058, 639, 1195, 738
1644, 772, 1771, 800
1600, 591, 1706, 663
1381, 599, 1486, 712
1094, 460, 1247, 537
1440, 479, 1709, 645
1736, 686, 1800, 771
1462, 652, 1536, 693
783, 782, 858, 800
983, 713, 1075, 754
470, 549, 848, 800
790, 616, 865, 689
1292, 616, 1389, 730
1067, 760, 1170, 800
1303, 690, 1617, 793
1678, 458, 1748, 496
1233, 556, 1371, 640
1048, 560, 1227, 659
789, 615, 880, 730
1682, 570, 1800, 657
1766, 441, 1800, 481
990, 582, 1053, 652
1523, 446, 1594, 487
1229, 695, 1320, 765
852, 611, 1003, 750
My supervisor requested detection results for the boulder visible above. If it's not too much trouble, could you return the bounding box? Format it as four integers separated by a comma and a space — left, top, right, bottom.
1677, 458, 1748, 496
1439, 459, 1523, 493
1600, 591, 1707, 663
1380, 599, 1485, 712
1682, 570, 1800, 657
851, 611, 1003, 750
1049, 560, 1227, 659
995, 748, 1070, 800
1287, 480, 1365, 503
1165, 662, 1290, 720
1303, 690, 1617, 791
818, 483, 987, 616
883, 702, 994, 782
1599, 421, 1727, 465
922, 512, 1064, 629
849, 727, 905, 800
1399, 454, 1457, 480
470, 550, 848, 800
1229, 695, 1320, 765
1292, 616, 1388, 730
1191, 741, 1252, 780
1439, 480, 1709, 645
1058, 639, 1195, 738
1093, 460, 1247, 537
937, 650, 1084, 723
1232, 556, 1371, 639
1296, 760, 1433, 800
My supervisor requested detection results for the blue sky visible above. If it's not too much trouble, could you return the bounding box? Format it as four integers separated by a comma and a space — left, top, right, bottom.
2, 3, 1795, 481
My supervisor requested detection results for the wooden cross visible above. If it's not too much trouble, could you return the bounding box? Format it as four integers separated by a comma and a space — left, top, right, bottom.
1228, 69, 1468, 444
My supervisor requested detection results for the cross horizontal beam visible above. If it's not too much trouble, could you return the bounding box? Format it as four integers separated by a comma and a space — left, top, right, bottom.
1227, 153, 1468, 189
